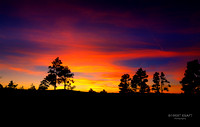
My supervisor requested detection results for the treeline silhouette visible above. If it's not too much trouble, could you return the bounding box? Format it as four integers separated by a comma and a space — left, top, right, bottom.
180, 59, 200, 94
0, 57, 200, 95
119, 68, 171, 93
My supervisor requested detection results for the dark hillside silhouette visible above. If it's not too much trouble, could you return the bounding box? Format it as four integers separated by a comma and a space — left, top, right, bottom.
180, 59, 200, 94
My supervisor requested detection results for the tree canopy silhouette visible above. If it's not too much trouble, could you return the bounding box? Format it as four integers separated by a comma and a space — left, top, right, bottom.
180, 59, 200, 94
152, 72, 160, 93
160, 72, 170, 93
6, 80, 18, 89
44, 57, 74, 90
57, 66, 75, 90
38, 79, 49, 90
100, 89, 107, 94
119, 68, 150, 93
119, 74, 131, 93
131, 68, 150, 93
152, 72, 171, 93
28, 84, 36, 90
89, 88, 96, 93
0, 83, 3, 89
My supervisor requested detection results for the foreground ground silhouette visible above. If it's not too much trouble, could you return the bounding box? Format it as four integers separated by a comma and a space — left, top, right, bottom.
1, 87, 199, 122
0, 88, 199, 97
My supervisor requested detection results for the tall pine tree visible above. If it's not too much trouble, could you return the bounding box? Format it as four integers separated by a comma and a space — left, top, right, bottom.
180, 59, 200, 94
152, 72, 160, 93
44, 57, 74, 90
160, 72, 170, 93
119, 74, 131, 93
152, 72, 170, 93
131, 68, 149, 93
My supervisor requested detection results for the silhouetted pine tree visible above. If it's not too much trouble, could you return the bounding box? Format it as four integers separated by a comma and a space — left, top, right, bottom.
160, 72, 170, 93
152, 72, 160, 93
100, 89, 107, 94
45, 57, 74, 90
89, 88, 96, 93
131, 68, 149, 93
152, 72, 170, 93
45, 73, 56, 90
38, 79, 49, 90
180, 59, 200, 94
119, 74, 131, 93
131, 74, 139, 93
7, 80, 18, 89
57, 66, 74, 90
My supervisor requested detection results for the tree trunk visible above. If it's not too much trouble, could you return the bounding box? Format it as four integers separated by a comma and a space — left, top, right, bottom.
64, 79, 66, 90
161, 83, 163, 93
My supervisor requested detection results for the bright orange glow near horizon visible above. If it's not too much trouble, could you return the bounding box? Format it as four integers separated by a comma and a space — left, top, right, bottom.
0, 0, 200, 93
0, 48, 194, 93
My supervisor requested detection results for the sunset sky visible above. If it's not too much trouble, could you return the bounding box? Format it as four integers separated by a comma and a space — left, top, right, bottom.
0, 0, 200, 93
